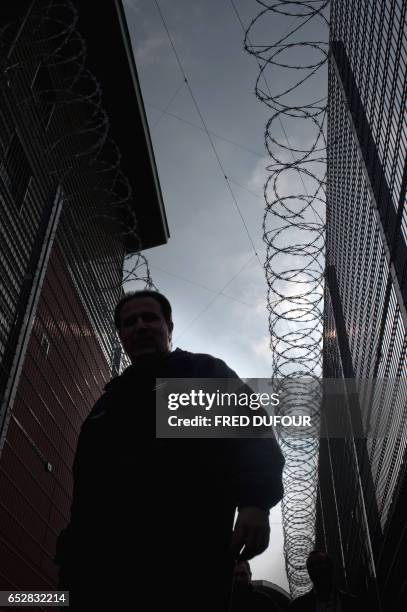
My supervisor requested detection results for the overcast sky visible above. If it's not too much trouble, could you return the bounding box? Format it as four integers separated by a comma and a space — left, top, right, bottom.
124, 0, 328, 590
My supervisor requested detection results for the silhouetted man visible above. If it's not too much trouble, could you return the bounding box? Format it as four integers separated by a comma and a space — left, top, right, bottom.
55, 290, 284, 611
289, 551, 359, 611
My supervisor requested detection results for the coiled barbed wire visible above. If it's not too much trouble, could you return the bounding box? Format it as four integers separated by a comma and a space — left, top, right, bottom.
1, 0, 156, 369
15, 0, 154, 283
35, 0, 156, 290
244, 0, 329, 598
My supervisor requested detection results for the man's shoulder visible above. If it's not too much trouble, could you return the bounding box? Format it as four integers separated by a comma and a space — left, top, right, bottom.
81, 372, 128, 426
170, 348, 238, 377
81, 348, 239, 426
171, 347, 220, 362
79, 395, 112, 431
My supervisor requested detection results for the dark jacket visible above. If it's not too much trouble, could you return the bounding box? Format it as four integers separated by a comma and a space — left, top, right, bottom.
55, 349, 284, 607
231, 584, 283, 612
288, 589, 360, 611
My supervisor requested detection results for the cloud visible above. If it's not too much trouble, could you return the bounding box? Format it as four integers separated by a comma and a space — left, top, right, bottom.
255, 295, 268, 315
247, 155, 298, 206
123, 0, 140, 11
248, 157, 270, 194
250, 335, 271, 360
135, 35, 170, 66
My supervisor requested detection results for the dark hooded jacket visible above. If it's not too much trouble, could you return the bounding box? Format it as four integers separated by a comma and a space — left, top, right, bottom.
55, 349, 284, 608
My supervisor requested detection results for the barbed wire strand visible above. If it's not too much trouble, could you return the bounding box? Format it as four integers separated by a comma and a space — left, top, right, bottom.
151, 264, 254, 308
174, 255, 256, 344
147, 101, 266, 159
231, 0, 329, 598
153, 0, 262, 268
2, 0, 158, 373
150, 78, 186, 131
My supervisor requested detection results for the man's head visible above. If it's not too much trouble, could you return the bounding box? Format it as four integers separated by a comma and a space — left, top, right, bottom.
306, 551, 333, 593
115, 290, 173, 362
233, 560, 252, 586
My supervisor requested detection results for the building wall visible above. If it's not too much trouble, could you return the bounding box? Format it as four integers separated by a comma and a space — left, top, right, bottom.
0, 242, 111, 589
0, 1, 130, 593
320, 0, 407, 608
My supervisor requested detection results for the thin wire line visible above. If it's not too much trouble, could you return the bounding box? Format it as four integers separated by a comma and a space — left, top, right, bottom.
150, 79, 186, 131
147, 101, 266, 159
153, 0, 262, 267
174, 255, 257, 343
228, 176, 264, 200
150, 264, 254, 307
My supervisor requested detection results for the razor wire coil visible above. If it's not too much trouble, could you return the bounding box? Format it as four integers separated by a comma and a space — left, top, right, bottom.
0, 0, 157, 372
244, 0, 329, 597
